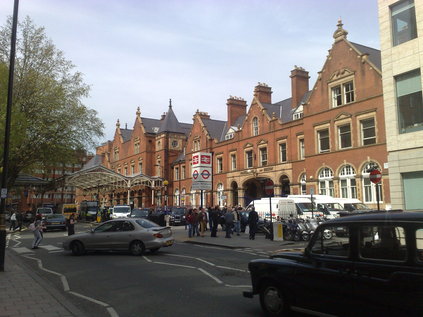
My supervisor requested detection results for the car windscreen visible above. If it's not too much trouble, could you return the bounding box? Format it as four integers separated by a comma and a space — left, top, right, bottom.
114, 207, 130, 213
38, 208, 53, 214
135, 218, 160, 229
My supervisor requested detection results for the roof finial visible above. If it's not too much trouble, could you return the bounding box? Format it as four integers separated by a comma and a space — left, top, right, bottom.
333, 18, 348, 42
136, 106, 141, 117
169, 98, 172, 108
116, 119, 120, 128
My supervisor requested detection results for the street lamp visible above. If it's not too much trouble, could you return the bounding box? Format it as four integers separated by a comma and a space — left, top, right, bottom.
163, 180, 169, 207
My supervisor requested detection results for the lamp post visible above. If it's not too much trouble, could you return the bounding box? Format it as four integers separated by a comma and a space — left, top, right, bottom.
0, 0, 19, 272
163, 180, 169, 208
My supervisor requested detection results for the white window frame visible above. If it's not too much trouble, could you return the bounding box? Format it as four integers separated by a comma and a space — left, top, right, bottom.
174, 167, 179, 180
252, 117, 259, 136
279, 142, 287, 163
360, 117, 376, 146
318, 168, 334, 196
318, 129, 330, 153
298, 138, 305, 160
246, 150, 253, 168
338, 123, 352, 149
331, 81, 355, 107
217, 157, 223, 173
339, 165, 357, 199
217, 183, 224, 207
259, 147, 268, 166
231, 153, 237, 171
300, 173, 307, 195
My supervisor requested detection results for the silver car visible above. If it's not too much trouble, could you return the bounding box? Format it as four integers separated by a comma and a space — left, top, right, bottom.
63, 218, 174, 256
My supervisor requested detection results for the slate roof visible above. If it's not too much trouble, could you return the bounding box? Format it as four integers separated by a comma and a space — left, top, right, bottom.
81, 154, 103, 171
120, 129, 133, 142
141, 117, 163, 135
14, 174, 49, 186
350, 42, 381, 71
158, 105, 186, 134
201, 118, 227, 141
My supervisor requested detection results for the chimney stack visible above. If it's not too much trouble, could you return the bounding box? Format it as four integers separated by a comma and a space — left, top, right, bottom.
227, 96, 247, 127
290, 66, 309, 109
253, 83, 272, 104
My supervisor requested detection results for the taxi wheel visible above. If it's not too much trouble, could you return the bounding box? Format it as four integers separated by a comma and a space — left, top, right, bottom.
130, 240, 145, 256
259, 282, 289, 317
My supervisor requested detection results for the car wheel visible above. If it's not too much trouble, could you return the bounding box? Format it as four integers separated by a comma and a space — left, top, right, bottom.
71, 241, 85, 256
259, 282, 289, 317
149, 247, 160, 253
130, 240, 145, 256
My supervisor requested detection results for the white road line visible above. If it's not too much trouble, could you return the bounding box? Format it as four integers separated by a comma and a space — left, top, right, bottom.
216, 265, 247, 273
197, 268, 223, 284
142, 256, 152, 263
48, 250, 64, 254
22, 255, 119, 317
68, 291, 109, 307
12, 247, 34, 254
154, 261, 196, 269
42, 245, 62, 251
195, 258, 215, 266
224, 284, 252, 288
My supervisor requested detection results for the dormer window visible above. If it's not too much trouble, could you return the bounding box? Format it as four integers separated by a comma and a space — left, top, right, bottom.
225, 132, 234, 140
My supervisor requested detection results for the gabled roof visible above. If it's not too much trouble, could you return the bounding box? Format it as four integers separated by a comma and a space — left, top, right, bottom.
120, 129, 133, 142
141, 117, 162, 135
81, 154, 104, 171
201, 118, 227, 141
350, 42, 381, 71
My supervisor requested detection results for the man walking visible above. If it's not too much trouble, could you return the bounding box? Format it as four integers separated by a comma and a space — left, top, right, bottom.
232, 207, 241, 236
248, 207, 259, 240
224, 209, 234, 238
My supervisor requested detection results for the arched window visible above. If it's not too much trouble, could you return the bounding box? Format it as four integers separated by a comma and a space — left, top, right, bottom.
318, 168, 334, 196
362, 162, 383, 203
217, 183, 224, 207
252, 117, 259, 136
181, 188, 186, 206
339, 165, 357, 199
300, 173, 307, 195
174, 189, 180, 206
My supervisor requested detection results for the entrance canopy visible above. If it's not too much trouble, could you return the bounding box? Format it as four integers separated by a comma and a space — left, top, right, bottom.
66, 165, 162, 194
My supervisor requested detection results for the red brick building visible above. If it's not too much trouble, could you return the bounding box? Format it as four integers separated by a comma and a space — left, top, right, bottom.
71, 21, 389, 210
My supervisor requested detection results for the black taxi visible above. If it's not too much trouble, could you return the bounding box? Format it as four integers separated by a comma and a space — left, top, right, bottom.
244, 211, 423, 317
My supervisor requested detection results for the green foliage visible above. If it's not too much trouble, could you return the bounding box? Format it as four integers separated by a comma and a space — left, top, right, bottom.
0, 16, 104, 187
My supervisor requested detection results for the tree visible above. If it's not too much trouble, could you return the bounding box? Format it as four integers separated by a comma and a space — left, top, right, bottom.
0, 16, 104, 188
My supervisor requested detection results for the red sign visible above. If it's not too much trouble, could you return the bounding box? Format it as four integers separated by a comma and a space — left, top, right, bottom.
192, 155, 199, 165
369, 169, 382, 184
201, 155, 211, 165
192, 152, 212, 168
264, 179, 274, 196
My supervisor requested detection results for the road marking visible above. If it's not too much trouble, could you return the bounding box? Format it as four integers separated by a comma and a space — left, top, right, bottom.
42, 245, 62, 251
197, 268, 223, 284
22, 255, 119, 317
195, 258, 215, 266
224, 284, 252, 288
216, 265, 247, 273
142, 256, 152, 263
12, 247, 34, 254
154, 261, 196, 269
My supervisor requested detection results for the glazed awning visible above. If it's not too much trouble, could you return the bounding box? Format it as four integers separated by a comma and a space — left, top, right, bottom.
65, 165, 162, 193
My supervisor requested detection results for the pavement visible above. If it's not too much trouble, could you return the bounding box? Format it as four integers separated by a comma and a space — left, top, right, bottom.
0, 224, 306, 317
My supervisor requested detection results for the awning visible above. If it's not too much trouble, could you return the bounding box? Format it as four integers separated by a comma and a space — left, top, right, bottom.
65, 165, 162, 193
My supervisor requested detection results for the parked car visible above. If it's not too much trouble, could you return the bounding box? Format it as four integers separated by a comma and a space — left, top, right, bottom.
43, 214, 67, 231
169, 207, 187, 226
129, 208, 150, 218
244, 211, 423, 317
63, 218, 174, 256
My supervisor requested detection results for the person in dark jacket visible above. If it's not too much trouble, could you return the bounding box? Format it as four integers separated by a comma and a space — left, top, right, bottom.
224, 210, 234, 238
67, 213, 76, 236
210, 206, 220, 237
248, 207, 259, 240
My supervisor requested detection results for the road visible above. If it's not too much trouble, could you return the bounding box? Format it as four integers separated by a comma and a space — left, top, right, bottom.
7, 223, 277, 317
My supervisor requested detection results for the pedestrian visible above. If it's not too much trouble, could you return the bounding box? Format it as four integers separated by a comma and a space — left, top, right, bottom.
224, 209, 234, 238
9, 212, 17, 231
67, 213, 76, 236
15, 211, 23, 231
232, 207, 241, 236
210, 206, 219, 237
193, 208, 200, 237
248, 207, 259, 240
186, 209, 194, 238
199, 208, 208, 237
31, 217, 44, 249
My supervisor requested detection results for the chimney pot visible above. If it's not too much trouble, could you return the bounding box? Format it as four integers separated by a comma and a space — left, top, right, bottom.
254, 83, 272, 104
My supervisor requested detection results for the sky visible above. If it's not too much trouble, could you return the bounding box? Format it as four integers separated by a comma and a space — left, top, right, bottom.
0, 0, 380, 145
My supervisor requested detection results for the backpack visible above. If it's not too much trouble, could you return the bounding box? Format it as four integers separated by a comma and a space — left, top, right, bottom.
29, 222, 36, 232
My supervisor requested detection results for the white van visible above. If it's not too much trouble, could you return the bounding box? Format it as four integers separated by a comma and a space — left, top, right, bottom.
335, 198, 372, 212
111, 205, 131, 219
288, 195, 341, 218
288, 197, 326, 219
246, 198, 295, 220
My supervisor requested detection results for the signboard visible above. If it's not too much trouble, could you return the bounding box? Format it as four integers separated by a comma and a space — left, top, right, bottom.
192, 167, 212, 182
192, 181, 212, 190
369, 169, 382, 184
264, 179, 274, 196
192, 152, 212, 168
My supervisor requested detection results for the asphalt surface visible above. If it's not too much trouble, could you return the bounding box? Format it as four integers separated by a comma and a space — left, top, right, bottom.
2, 222, 308, 317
